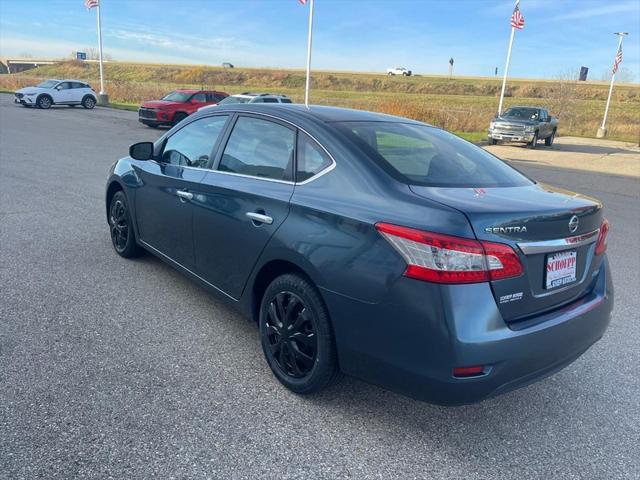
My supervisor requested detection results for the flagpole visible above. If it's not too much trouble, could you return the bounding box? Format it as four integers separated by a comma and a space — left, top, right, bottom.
497, 23, 515, 116
598, 32, 627, 137
304, 0, 314, 108
96, 2, 106, 101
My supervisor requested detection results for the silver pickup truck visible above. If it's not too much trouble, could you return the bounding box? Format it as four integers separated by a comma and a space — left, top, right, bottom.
488, 106, 558, 149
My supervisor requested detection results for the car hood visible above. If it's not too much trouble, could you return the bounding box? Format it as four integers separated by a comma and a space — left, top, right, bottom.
16, 86, 49, 95
141, 100, 184, 109
494, 117, 537, 126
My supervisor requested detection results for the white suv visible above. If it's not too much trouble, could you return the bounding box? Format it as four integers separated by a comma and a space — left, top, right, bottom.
203, 92, 292, 110
14, 79, 97, 109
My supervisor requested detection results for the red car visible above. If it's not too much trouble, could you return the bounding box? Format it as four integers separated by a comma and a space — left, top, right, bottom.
138, 89, 229, 128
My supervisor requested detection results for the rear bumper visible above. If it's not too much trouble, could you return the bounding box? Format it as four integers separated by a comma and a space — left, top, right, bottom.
322, 257, 613, 405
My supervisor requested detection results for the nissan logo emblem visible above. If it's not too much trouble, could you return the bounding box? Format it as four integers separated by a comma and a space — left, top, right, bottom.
568, 215, 579, 233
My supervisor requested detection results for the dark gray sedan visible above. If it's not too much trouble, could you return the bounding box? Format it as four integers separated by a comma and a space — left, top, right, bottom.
105, 104, 613, 405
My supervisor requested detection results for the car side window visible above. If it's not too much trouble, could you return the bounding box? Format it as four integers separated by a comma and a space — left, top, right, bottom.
214, 94, 227, 102
297, 132, 332, 182
58, 82, 72, 90
192, 93, 207, 103
218, 116, 295, 181
161, 115, 228, 168
262, 98, 278, 103
71, 82, 85, 89
251, 98, 264, 103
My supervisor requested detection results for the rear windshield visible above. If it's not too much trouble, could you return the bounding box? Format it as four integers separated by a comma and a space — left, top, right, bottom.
162, 92, 192, 102
218, 96, 251, 105
336, 121, 532, 188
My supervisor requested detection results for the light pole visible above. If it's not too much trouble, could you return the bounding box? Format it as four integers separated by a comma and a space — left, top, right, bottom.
597, 32, 628, 138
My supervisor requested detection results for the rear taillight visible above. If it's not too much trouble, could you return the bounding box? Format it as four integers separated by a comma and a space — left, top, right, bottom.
595, 219, 609, 255
375, 223, 523, 284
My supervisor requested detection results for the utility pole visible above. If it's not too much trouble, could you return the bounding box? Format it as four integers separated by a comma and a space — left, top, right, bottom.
597, 32, 628, 138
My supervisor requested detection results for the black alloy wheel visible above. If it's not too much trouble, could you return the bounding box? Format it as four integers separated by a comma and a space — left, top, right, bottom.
260, 274, 339, 394
265, 291, 317, 378
108, 191, 140, 258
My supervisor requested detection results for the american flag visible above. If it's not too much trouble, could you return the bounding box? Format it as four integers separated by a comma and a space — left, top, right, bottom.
84, 0, 99, 9
510, 2, 525, 30
612, 45, 623, 74
298, 0, 307, 4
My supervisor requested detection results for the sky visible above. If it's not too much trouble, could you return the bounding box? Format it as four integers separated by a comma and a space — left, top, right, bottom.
0, 0, 639, 81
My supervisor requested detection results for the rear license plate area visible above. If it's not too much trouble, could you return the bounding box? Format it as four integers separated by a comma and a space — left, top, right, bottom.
545, 250, 577, 289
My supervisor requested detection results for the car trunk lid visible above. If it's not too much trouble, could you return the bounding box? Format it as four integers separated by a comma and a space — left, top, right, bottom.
410, 183, 604, 322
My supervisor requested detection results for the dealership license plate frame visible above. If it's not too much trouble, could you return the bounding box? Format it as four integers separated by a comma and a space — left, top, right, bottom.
545, 250, 577, 290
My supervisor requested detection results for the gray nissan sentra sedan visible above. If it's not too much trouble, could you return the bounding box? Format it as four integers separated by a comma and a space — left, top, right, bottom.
105, 104, 613, 405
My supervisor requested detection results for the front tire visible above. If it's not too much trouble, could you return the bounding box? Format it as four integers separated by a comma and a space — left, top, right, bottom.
82, 96, 96, 109
545, 130, 556, 146
36, 95, 52, 109
173, 112, 188, 125
527, 132, 538, 149
259, 274, 339, 394
489, 138, 498, 145
108, 191, 141, 258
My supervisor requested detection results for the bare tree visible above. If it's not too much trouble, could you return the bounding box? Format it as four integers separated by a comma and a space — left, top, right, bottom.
546, 68, 580, 132
601, 67, 635, 83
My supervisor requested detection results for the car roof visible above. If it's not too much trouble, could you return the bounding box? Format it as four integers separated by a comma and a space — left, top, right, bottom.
196, 103, 426, 125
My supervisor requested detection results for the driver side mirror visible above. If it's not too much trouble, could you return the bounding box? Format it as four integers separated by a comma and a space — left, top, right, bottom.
129, 142, 154, 160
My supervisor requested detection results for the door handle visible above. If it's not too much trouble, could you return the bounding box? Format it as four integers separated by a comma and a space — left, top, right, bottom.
176, 190, 193, 201
246, 212, 273, 225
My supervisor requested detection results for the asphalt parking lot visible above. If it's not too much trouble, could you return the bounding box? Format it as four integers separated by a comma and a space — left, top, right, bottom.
1, 93, 639, 479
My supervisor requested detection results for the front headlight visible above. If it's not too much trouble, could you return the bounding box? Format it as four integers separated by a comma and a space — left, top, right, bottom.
489, 122, 496, 129
24, 93, 36, 96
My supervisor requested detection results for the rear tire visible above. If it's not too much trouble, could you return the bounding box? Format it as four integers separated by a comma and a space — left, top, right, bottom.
545, 130, 556, 146
108, 191, 141, 258
173, 112, 188, 125
82, 96, 96, 109
527, 132, 538, 149
489, 138, 498, 145
259, 273, 340, 394
36, 95, 52, 109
